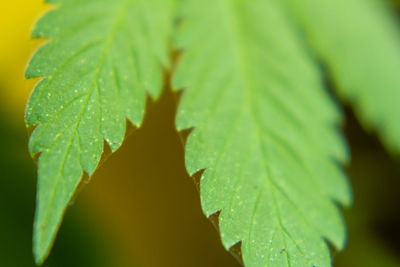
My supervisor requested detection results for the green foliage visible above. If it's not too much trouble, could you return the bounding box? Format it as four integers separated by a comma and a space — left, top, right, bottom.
288, 0, 400, 153
25, 0, 400, 266
0, 115, 112, 267
173, 0, 351, 266
25, 0, 172, 264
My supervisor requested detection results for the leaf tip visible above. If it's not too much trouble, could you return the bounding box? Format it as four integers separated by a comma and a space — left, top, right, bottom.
33, 253, 45, 266
33, 236, 50, 266
33, 207, 60, 266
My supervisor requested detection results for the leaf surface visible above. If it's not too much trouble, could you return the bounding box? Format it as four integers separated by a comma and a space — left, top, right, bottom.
173, 0, 351, 266
288, 0, 400, 153
25, 0, 171, 263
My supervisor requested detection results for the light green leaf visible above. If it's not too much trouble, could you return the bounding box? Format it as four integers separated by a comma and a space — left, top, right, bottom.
25, 0, 171, 263
288, 0, 400, 153
173, 0, 351, 266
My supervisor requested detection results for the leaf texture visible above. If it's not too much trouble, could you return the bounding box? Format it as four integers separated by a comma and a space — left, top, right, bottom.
173, 0, 352, 266
25, 0, 171, 263
288, 0, 400, 153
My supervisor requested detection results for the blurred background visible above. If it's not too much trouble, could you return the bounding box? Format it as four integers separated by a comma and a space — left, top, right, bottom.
0, 1, 400, 266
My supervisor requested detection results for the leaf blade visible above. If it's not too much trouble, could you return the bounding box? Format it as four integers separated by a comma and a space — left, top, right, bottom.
288, 0, 400, 153
26, 0, 172, 263
173, 0, 351, 266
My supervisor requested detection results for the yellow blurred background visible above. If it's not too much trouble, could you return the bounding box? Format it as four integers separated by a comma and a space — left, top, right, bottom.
1, 1, 400, 267
0, 0, 46, 117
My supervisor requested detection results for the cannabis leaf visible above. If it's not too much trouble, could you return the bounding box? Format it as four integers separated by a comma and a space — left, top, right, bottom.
25, 0, 171, 263
289, 0, 400, 153
173, 0, 352, 266
26, 0, 400, 265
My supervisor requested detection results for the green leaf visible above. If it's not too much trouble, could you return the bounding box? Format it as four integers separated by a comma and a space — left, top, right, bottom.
288, 0, 400, 153
25, 0, 172, 263
173, 0, 351, 266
